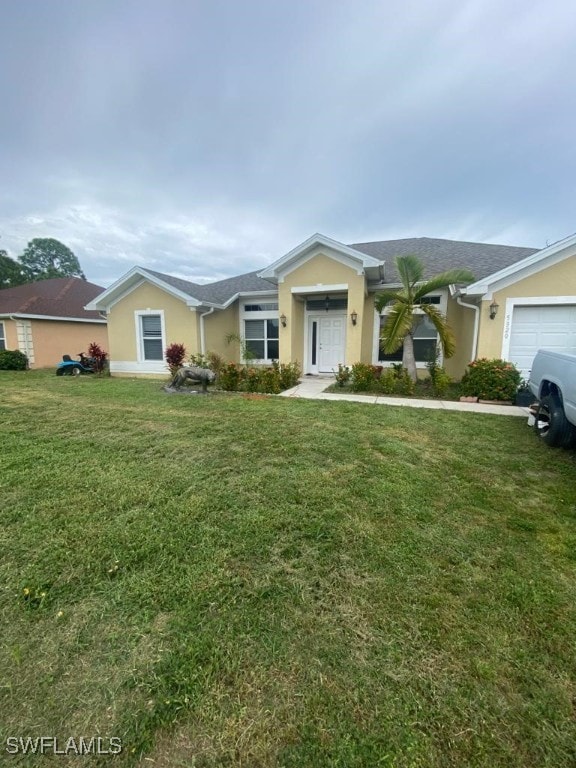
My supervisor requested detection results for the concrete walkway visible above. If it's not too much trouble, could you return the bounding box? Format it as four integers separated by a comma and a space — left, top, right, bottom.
279, 376, 530, 417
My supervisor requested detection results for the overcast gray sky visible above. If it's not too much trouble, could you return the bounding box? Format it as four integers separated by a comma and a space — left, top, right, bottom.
1, 0, 575, 286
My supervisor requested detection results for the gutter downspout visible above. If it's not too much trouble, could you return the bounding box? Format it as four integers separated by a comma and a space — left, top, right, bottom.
456, 295, 480, 362
199, 307, 215, 355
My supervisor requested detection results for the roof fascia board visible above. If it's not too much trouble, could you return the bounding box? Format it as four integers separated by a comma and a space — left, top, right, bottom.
462, 234, 576, 297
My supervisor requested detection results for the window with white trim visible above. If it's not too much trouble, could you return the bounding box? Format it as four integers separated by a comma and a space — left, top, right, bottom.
139, 314, 164, 360
0, 321, 5, 351
245, 318, 279, 360
379, 314, 438, 363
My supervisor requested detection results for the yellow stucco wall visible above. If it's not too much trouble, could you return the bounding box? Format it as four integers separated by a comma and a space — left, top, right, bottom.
106, 282, 199, 363
476, 255, 576, 360
278, 252, 366, 366
203, 303, 240, 362
444, 297, 476, 380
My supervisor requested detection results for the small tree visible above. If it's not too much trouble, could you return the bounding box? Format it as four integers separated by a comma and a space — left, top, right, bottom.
19, 238, 86, 282
375, 255, 474, 382
165, 343, 186, 376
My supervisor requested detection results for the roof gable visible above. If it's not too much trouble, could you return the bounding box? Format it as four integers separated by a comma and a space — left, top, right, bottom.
460, 232, 576, 296
258, 233, 384, 283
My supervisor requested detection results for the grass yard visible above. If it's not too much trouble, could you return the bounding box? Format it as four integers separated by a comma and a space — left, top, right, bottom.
1, 371, 575, 767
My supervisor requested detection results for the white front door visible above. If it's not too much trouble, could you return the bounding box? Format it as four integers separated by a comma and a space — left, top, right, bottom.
308, 315, 346, 373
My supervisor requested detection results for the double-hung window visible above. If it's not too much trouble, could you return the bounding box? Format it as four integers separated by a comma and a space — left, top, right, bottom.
245, 319, 279, 361
242, 301, 280, 362
0, 322, 5, 351
139, 313, 164, 361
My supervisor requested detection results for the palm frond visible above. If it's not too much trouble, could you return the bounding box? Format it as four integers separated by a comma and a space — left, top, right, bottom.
374, 290, 407, 313
380, 303, 414, 354
413, 269, 475, 301
420, 304, 456, 358
395, 255, 424, 294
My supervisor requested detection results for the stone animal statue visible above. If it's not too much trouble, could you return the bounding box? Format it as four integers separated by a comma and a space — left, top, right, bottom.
168, 365, 216, 393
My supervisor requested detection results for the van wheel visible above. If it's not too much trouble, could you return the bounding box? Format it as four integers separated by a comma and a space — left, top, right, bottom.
534, 395, 575, 447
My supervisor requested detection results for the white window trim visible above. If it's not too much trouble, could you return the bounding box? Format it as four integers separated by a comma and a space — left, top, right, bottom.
501, 296, 576, 361
372, 293, 447, 367
239, 300, 280, 364
135, 309, 166, 364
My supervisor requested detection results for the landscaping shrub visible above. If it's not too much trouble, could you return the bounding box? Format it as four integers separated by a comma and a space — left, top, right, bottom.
165, 343, 186, 375
395, 367, 416, 396
460, 358, 521, 401
334, 364, 351, 388
217, 362, 301, 394
375, 368, 398, 394
350, 363, 415, 396
350, 363, 378, 391
426, 353, 452, 397
87, 342, 108, 374
0, 349, 28, 370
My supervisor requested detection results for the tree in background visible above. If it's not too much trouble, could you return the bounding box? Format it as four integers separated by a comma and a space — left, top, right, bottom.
19, 238, 86, 282
0, 250, 25, 288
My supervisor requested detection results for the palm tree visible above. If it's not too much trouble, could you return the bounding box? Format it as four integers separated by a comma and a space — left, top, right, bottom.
375, 255, 475, 382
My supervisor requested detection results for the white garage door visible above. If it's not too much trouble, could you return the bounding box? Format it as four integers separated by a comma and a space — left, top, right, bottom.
508, 304, 576, 377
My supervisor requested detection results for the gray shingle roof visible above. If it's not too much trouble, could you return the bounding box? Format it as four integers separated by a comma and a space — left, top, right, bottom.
350, 237, 537, 283
142, 268, 276, 305
143, 237, 538, 303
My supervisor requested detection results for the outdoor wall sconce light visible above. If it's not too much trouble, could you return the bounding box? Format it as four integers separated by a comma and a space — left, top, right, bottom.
350, 310, 358, 326
280, 313, 287, 327
489, 300, 499, 319
324, 295, 330, 311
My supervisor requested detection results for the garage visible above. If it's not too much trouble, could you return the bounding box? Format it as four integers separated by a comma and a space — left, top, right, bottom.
508, 304, 576, 377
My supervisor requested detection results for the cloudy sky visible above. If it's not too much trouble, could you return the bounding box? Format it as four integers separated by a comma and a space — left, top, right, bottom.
1, 0, 575, 286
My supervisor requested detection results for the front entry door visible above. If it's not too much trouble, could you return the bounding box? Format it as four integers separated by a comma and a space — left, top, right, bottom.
310, 315, 346, 372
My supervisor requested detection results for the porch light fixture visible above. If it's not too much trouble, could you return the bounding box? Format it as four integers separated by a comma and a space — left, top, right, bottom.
350, 310, 358, 326
489, 300, 499, 319
280, 313, 287, 328
324, 295, 330, 312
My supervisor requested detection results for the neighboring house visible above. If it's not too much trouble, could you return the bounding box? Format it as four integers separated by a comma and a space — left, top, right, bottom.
0, 278, 108, 368
86, 233, 576, 380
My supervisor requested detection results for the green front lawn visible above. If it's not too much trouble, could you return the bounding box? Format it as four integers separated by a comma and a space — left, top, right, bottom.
1, 371, 575, 767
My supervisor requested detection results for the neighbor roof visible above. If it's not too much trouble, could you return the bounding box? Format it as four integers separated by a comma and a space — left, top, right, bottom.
351, 237, 538, 283
0, 277, 106, 320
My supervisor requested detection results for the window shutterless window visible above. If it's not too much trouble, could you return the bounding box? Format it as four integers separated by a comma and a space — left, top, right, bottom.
379, 314, 438, 363
140, 315, 164, 360
244, 318, 279, 360
0, 322, 5, 351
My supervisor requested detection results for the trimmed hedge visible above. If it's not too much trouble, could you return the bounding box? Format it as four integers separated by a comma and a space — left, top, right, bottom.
218, 362, 301, 394
460, 358, 521, 401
